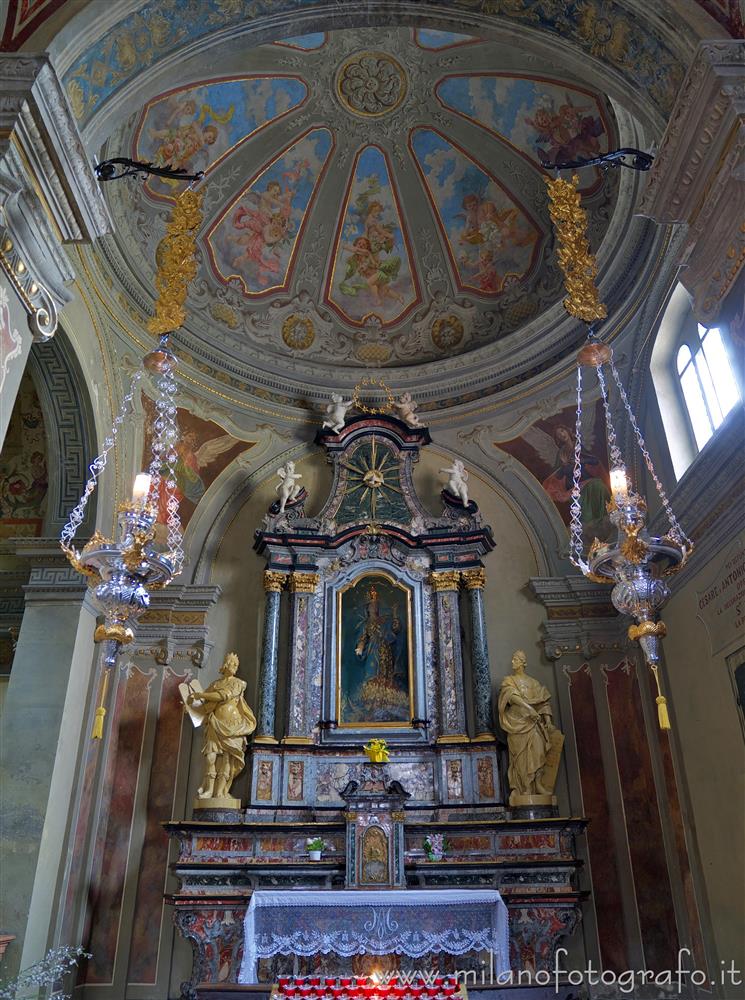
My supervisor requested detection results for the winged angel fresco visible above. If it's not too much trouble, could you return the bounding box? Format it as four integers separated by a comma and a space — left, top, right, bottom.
154, 431, 241, 524
517, 406, 612, 545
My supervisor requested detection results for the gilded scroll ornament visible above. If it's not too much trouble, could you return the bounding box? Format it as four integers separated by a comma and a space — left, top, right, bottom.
147, 188, 204, 335
544, 174, 607, 324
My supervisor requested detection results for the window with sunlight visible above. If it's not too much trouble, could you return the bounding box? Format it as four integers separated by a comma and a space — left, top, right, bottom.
676, 325, 741, 452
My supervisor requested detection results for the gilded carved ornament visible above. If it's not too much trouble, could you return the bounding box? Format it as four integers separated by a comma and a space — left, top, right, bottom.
429, 570, 461, 592
147, 188, 204, 336
264, 570, 288, 592
461, 567, 486, 590
544, 174, 607, 324
289, 572, 320, 594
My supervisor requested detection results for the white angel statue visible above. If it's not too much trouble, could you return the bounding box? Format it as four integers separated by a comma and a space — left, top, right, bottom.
517, 411, 611, 543
440, 459, 469, 506
322, 392, 353, 434
395, 392, 422, 428
275, 461, 302, 513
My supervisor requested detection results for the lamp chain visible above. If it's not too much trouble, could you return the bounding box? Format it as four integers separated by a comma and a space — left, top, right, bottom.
146, 354, 184, 571
595, 363, 625, 474
60, 370, 143, 549
608, 358, 692, 551
569, 364, 586, 569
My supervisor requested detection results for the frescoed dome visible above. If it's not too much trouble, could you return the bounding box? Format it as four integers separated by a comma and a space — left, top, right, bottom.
97, 24, 653, 404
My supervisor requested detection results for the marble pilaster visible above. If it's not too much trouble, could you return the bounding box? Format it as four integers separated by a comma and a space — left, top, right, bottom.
283, 571, 320, 744
0, 539, 95, 979
462, 567, 495, 740
254, 570, 286, 744
430, 570, 467, 743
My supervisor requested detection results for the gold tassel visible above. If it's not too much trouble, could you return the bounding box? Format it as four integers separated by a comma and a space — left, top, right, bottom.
650, 665, 671, 731
656, 695, 671, 731
91, 669, 110, 740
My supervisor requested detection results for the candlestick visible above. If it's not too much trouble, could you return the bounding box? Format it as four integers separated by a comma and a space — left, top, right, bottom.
609, 466, 629, 501
132, 472, 152, 505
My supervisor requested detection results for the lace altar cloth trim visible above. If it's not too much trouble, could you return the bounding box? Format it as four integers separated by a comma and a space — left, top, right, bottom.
239, 889, 509, 984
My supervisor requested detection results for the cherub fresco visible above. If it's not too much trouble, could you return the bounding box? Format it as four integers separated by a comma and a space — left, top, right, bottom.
411, 129, 540, 296
135, 77, 307, 201
495, 400, 612, 545
328, 146, 417, 324
525, 94, 604, 167
435, 77, 610, 193
228, 163, 309, 288
207, 128, 333, 295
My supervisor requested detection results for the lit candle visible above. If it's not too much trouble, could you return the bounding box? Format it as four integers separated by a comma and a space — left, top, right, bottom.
132, 472, 152, 505
609, 467, 628, 501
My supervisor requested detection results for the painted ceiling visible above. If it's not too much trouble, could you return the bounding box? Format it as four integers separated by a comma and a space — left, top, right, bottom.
96, 23, 657, 407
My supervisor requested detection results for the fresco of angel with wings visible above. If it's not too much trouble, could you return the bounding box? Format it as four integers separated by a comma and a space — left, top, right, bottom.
497, 400, 612, 545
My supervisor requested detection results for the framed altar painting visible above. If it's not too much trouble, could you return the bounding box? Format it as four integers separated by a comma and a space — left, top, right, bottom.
336, 571, 414, 727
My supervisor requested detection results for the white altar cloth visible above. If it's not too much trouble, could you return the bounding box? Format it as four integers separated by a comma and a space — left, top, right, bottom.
238, 889, 510, 984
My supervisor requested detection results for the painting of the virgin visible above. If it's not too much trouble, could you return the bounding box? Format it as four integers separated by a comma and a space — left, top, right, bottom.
337, 573, 413, 726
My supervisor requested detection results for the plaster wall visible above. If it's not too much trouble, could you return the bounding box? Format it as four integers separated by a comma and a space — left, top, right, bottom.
661, 531, 745, 974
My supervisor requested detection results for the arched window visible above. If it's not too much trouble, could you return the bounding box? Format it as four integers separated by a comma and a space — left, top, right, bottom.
652, 283, 743, 480
676, 325, 740, 451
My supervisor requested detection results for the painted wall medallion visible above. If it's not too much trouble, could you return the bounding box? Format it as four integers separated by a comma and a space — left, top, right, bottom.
207, 128, 333, 296
436, 75, 611, 192
337, 572, 413, 727
327, 145, 418, 327
410, 129, 541, 296
135, 75, 307, 201
336, 52, 407, 118
431, 314, 464, 351
281, 314, 315, 350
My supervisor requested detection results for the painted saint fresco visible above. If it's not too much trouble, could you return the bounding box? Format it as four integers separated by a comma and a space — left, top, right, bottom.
207, 128, 333, 296
327, 146, 418, 326
135, 76, 307, 201
273, 33, 326, 49
141, 395, 254, 530
0, 370, 48, 538
414, 29, 477, 49
495, 400, 612, 545
436, 75, 609, 190
410, 129, 540, 296
338, 573, 412, 726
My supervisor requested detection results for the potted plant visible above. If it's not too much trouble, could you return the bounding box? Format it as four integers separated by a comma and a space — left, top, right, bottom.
423, 834, 449, 862
306, 836, 326, 861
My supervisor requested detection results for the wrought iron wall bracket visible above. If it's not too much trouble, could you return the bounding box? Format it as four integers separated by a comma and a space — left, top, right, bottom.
95, 157, 204, 184
548, 148, 655, 172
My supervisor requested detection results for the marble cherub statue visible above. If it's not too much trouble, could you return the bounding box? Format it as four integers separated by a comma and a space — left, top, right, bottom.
275, 460, 302, 513
395, 392, 422, 428
498, 649, 564, 807
440, 459, 469, 506
180, 652, 256, 806
322, 392, 353, 434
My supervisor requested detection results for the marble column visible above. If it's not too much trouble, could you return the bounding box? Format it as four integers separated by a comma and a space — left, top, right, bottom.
430, 570, 468, 743
283, 571, 320, 744
254, 570, 286, 744
462, 567, 495, 740
0, 55, 109, 451
0, 540, 96, 979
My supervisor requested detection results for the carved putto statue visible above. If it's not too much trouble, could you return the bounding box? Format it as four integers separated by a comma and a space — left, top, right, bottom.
395, 392, 422, 428
498, 650, 564, 807
322, 392, 353, 433
440, 459, 469, 506
180, 652, 256, 808
275, 461, 302, 512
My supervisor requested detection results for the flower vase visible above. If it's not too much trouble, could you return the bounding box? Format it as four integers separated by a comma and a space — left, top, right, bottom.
309, 849, 322, 861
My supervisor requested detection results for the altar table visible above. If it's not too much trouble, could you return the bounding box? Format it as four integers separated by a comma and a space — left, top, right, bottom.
238, 889, 509, 984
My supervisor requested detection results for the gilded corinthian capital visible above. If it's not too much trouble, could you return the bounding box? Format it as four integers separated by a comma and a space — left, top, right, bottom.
263, 570, 287, 593
429, 570, 461, 592
461, 567, 486, 590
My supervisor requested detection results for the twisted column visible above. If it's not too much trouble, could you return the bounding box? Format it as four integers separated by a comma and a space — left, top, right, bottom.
254, 570, 286, 744
430, 570, 468, 743
462, 567, 495, 740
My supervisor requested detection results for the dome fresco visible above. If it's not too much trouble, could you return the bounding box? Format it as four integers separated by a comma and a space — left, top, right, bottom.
99, 23, 650, 397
